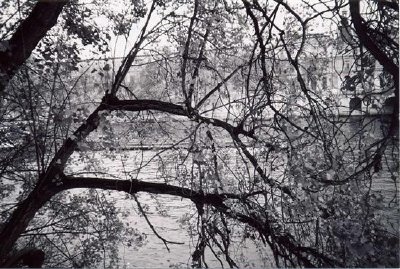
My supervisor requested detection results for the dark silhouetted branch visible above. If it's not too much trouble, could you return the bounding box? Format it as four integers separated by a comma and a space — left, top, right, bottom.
0, 0, 68, 93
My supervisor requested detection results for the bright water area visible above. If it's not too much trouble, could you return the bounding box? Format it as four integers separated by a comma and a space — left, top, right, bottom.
68, 117, 399, 267
69, 145, 398, 268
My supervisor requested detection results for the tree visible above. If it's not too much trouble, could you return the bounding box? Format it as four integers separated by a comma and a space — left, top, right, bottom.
0, 0, 398, 267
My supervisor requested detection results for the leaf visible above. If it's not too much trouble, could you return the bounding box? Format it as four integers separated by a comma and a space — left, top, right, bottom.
103, 64, 110, 71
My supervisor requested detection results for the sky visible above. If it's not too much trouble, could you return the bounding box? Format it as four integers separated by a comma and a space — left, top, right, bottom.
100, 0, 343, 59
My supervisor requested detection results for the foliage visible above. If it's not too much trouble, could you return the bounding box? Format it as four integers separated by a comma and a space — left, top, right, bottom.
0, 0, 398, 268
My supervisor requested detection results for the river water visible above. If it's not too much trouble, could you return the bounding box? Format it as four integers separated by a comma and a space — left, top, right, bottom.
69, 149, 276, 268
66, 116, 399, 268
69, 151, 398, 267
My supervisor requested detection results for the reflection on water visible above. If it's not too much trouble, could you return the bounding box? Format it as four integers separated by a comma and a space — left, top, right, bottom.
68, 149, 398, 267
67, 117, 398, 267
69, 150, 275, 268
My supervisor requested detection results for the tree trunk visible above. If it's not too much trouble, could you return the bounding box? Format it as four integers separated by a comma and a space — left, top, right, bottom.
0, 185, 57, 263
0, 0, 68, 95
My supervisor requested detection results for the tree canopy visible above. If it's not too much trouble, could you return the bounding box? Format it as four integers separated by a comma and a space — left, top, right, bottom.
0, 0, 398, 267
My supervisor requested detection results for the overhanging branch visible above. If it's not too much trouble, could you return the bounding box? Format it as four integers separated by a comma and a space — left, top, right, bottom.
61, 176, 237, 209
59, 175, 338, 266
103, 97, 187, 116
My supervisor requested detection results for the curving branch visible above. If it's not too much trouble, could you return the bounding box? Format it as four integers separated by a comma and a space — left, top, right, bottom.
60, 176, 237, 205
103, 97, 186, 116
59, 175, 338, 267
348, 0, 399, 181
349, 0, 399, 89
